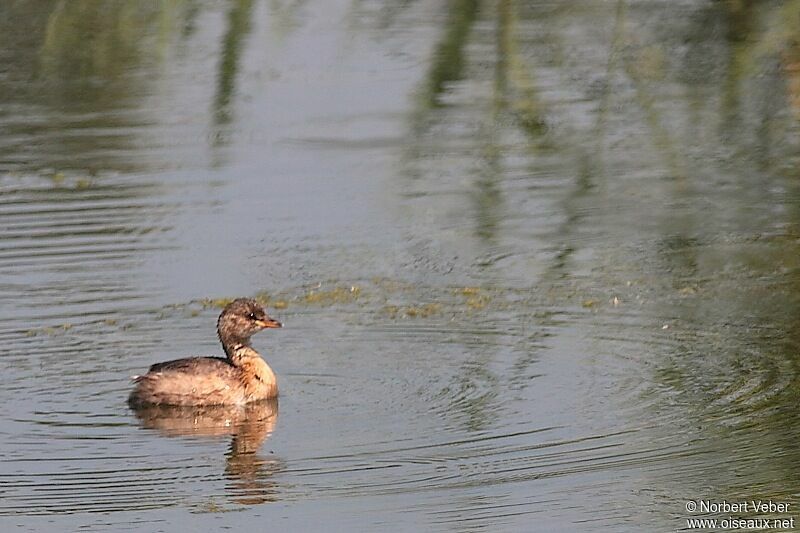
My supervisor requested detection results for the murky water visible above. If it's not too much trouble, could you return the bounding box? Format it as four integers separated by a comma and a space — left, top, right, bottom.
2, 0, 800, 531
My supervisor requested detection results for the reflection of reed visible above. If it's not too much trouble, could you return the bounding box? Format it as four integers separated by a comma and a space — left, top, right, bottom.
132, 400, 281, 505
29, 1, 171, 172
214, 0, 255, 127
422, 0, 479, 108
497, 0, 546, 136
772, 2, 800, 119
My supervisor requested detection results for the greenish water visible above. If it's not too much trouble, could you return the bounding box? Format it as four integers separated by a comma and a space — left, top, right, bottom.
2, 1, 800, 531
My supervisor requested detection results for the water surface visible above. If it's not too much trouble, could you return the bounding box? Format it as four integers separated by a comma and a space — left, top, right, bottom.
2, 0, 800, 531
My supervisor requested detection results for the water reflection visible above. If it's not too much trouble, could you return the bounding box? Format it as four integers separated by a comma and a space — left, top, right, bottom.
213, 0, 255, 128
422, 0, 479, 109
132, 400, 281, 505
0, 1, 170, 173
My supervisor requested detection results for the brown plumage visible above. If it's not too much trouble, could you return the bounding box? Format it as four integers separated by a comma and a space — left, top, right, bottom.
128, 298, 282, 407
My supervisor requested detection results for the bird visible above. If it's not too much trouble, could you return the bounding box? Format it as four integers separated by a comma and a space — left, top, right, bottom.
128, 298, 282, 406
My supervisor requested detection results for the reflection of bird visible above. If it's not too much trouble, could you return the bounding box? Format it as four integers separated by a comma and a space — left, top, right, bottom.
131, 399, 279, 438
129, 298, 282, 406
132, 400, 282, 505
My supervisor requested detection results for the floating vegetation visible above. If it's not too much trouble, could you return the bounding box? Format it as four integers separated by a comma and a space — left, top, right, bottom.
454, 287, 490, 310
382, 305, 400, 318
300, 285, 361, 306
455, 287, 481, 296
465, 295, 490, 309
187, 280, 515, 326
16, 279, 597, 346
195, 285, 363, 316
42, 170, 96, 189
382, 303, 442, 319
199, 297, 235, 309
253, 292, 271, 306
25, 323, 73, 337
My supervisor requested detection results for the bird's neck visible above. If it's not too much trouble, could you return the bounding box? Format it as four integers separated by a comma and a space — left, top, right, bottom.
232, 345, 277, 398
226, 342, 262, 365
219, 329, 252, 359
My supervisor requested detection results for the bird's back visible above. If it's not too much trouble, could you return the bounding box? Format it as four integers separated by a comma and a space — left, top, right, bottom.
129, 357, 248, 407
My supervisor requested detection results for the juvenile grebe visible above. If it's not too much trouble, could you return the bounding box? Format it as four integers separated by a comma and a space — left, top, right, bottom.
128, 298, 282, 406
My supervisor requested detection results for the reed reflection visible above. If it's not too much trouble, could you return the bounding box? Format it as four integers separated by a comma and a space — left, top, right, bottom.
132, 399, 281, 505
0, 0, 187, 173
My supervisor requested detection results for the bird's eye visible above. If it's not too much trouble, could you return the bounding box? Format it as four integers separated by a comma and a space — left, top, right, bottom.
247, 312, 257, 320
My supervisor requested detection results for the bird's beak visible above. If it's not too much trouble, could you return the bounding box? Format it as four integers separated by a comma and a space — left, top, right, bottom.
256, 317, 283, 329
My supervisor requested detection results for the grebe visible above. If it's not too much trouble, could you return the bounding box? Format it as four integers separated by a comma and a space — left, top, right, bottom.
128, 298, 282, 406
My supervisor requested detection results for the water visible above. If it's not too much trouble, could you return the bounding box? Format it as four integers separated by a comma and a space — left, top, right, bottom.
2, 0, 800, 531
